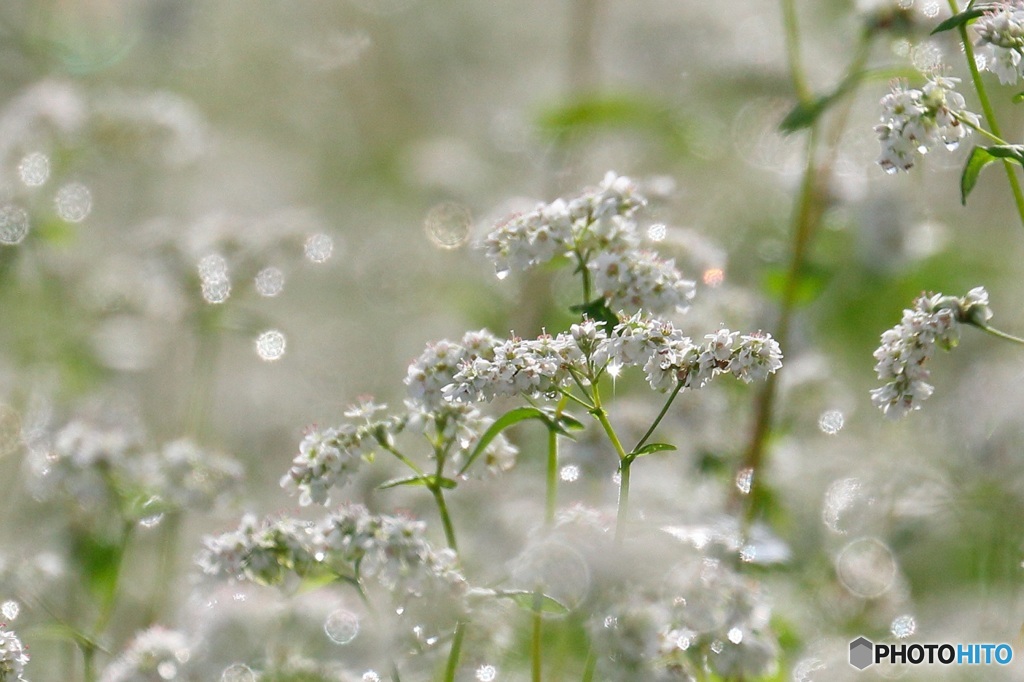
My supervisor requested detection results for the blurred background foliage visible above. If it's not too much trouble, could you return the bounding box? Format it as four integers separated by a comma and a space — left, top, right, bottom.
2, 0, 1024, 680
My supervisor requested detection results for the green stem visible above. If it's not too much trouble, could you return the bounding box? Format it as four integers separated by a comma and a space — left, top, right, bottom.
430, 485, 458, 552
950, 0, 1024, 230
592, 408, 627, 461
442, 620, 466, 682
545, 396, 567, 524
532, 605, 543, 682
955, 112, 1010, 145
615, 460, 631, 545
81, 643, 96, 682
781, 0, 811, 104
631, 381, 683, 453
973, 322, 1024, 345
382, 442, 426, 477
581, 649, 597, 682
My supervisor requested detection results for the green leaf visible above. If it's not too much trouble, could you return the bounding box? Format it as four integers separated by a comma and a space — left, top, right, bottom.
378, 475, 429, 490
762, 263, 832, 306
779, 67, 869, 133
628, 443, 677, 461
536, 94, 689, 152
930, 7, 987, 35
457, 407, 575, 476
1013, 92, 1024, 104
377, 475, 457, 490
70, 531, 127, 606
494, 589, 571, 615
556, 412, 585, 431
961, 145, 1024, 205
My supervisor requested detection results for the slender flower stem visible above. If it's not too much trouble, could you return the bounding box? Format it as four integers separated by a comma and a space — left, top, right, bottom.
442, 620, 466, 682
592, 408, 627, 461
430, 486, 458, 553
581, 648, 597, 682
546, 410, 562, 524
631, 381, 683, 453
532, 602, 544, 682
781, 0, 811, 104
955, 112, 1010, 145
973, 322, 1024, 345
949, 0, 1024, 230
81, 643, 96, 682
382, 443, 426, 477
614, 460, 631, 545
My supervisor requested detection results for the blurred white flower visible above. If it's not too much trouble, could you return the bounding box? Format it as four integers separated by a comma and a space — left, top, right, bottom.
0, 626, 29, 682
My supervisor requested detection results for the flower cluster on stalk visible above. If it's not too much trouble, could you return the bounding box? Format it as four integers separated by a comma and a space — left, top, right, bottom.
99, 626, 191, 682
483, 172, 695, 315
198, 505, 463, 595
875, 76, 978, 174
871, 287, 992, 418
974, 2, 1024, 85
0, 627, 28, 682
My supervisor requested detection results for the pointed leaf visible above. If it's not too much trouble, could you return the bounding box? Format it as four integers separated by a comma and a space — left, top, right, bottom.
930, 7, 987, 35
458, 407, 559, 476
630, 442, 677, 458
961, 145, 1024, 205
557, 412, 585, 431
569, 297, 619, 328
377, 475, 429, 490
494, 589, 571, 615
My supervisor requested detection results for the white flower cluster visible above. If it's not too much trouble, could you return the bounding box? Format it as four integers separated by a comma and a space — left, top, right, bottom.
974, 2, 1024, 84
443, 313, 783, 401
589, 250, 696, 316
282, 396, 518, 505
99, 626, 191, 682
871, 287, 992, 418
875, 77, 978, 174
405, 330, 500, 407
281, 400, 398, 506
30, 421, 241, 515
0, 627, 28, 682
442, 329, 587, 403
198, 506, 462, 593
484, 172, 695, 315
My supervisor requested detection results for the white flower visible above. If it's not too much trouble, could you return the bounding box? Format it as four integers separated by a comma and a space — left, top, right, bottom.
100, 626, 190, 682
0, 627, 28, 682
871, 287, 993, 417
875, 77, 978, 174
588, 250, 696, 315
975, 3, 1024, 84
405, 330, 499, 407
197, 513, 317, 585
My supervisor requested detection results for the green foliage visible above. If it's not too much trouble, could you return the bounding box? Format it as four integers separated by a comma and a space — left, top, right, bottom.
536, 94, 689, 152
961, 145, 1024, 205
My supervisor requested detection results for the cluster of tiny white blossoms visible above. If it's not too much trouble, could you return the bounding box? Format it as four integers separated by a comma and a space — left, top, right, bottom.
871, 287, 992, 418
484, 173, 695, 315
198, 505, 462, 593
30, 421, 241, 515
99, 626, 190, 682
443, 313, 783, 402
283, 373, 518, 505
280, 399, 398, 506
875, 76, 978, 174
973, 1, 1024, 85
0, 626, 28, 682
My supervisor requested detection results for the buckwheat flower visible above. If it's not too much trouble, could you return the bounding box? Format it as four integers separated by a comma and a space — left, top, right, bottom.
405, 330, 499, 407
133, 439, 243, 510
484, 172, 645, 277
197, 513, 317, 585
588, 250, 696, 315
281, 402, 402, 506
100, 626, 190, 682
315, 505, 465, 592
729, 333, 785, 384
871, 287, 993, 417
875, 77, 978, 174
0, 627, 28, 682
974, 2, 1024, 84
442, 331, 586, 403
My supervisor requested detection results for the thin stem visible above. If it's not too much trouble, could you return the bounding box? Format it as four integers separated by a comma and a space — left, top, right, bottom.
81, 643, 96, 682
955, 112, 1009, 145
430, 486, 458, 552
382, 442, 426, 477
950, 0, 1024, 230
781, 0, 811, 104
575, 249, 592, 305
592, 409, 627, 461
581, 649, 597, 682
973, 322, 1024, 345
615, 460, 631, 545
442, 620, 467, 682
631, 381, 683, 453
532, 606, 543, 682
546, 424, 559, 524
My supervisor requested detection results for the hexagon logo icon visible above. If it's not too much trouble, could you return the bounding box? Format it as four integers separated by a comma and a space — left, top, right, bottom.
850, 636, 874, 670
